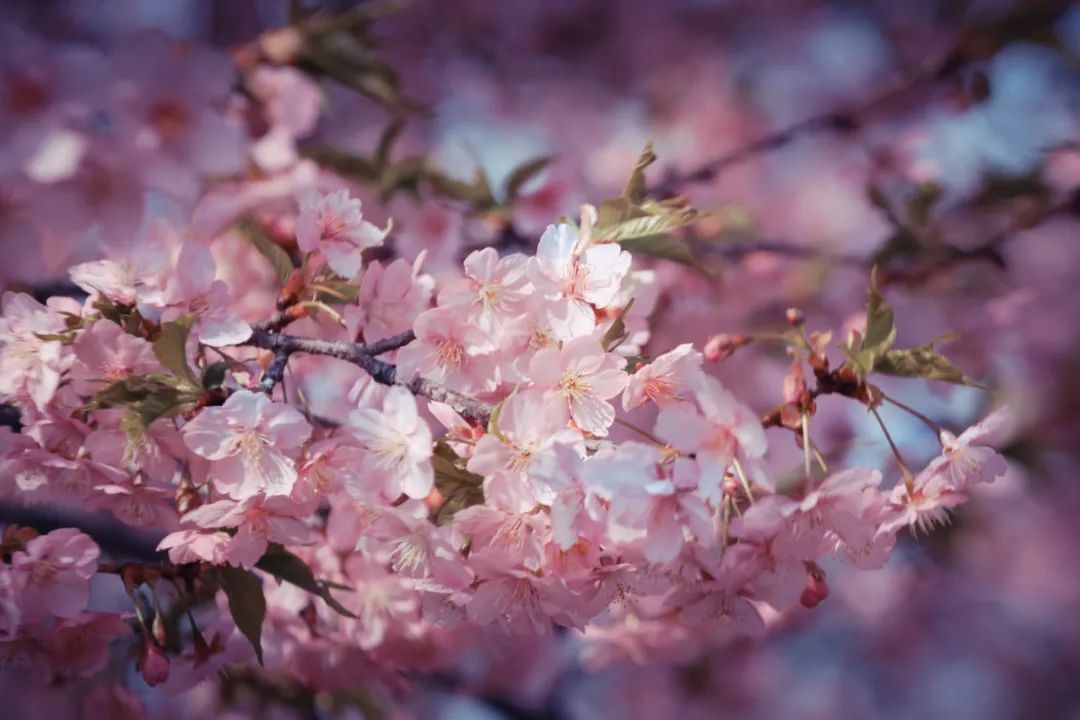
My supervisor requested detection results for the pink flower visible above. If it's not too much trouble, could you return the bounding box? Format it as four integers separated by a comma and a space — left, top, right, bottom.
439, 248, 531, 334
347, 386, 434, 500
368, 504, 473, 590
156, 528, 231, 565
155, 242, 252, 347
529, 439, 605, 551
43, 612, 131, 678
68, 242, 165, 306
589, 443, 714, 564
528, 335, 628, 436
622, 343, 703, 410
396, 306, 496, 392
881, 407, 1010, 535
179, 494, 315, 568
292, 436, 367, 505
528, 223, 632, 338
344, 257, 431, 344
183, 390, 312, 498
922, 405, 1011, 495
70, 319, 159, 395
296, 189, 386, 278
86, 479, 177, 530
334, 555, 418, 650
248, 65, 322, 172
10, 528, 99, 622
466, 549, 580, 633
655, 375, 767, 485
467, 390, 580, 512
106, 30, 245, 199
0, 292, 71, 408
789, 468, 893, 568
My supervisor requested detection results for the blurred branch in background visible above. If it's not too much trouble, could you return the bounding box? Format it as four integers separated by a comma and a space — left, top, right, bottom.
652, 1, 1076, 197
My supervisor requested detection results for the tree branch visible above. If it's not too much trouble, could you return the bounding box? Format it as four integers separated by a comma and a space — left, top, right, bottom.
245, 327, 493, 423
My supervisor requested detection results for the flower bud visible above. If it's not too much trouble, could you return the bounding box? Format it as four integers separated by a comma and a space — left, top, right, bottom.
785, 307, 805, 327
139, 641, 170, 687
800, 567, 829, 608
704, 334, 749, 362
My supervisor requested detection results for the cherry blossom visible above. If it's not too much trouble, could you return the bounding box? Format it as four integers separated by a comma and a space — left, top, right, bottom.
9, 529, 99, 622
296, 189, 386, 278
178, 494, 315, 568
622, 343, 704, 410
528, 223, 632, 337
183, 389, 312, 498
0, 292, 72, 409
528, 335, 628, 436
347, 386, 434, 500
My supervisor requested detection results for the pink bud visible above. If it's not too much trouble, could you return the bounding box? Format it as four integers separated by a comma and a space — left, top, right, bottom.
140, 642, 170, 687
705, 333, 750, 361
800, 570, 829, 609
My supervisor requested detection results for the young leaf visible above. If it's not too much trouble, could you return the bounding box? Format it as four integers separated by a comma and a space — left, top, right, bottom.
844, 270, 897, 378
862, 270, 896, 353
504, 155, 553, 201
374, 118, 406, 172
153, 318, 200, 388
431, 442, 485, 524
622, 141, 656, 203
255, 545, 358, 619
218, 566, 266, 665
874, 343, 986, 388
201, 361, 229, 390
432, 442, 485, 489
601, 299, 635, 352
241, 220, 295, 286
619, 234, 698, 267
593, 208, 704, 243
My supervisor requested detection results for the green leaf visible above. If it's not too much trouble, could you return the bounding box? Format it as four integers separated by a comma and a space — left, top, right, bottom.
595, 197, 642, 227
874, 343, 985, 388
91, 296, 127, 325
153, 318, 200, 388
593, 208, 705, 243
601, 299, 635, 352
619, 234, 698, 267
862, 270, 896, 353
255, 545, 358, 619
218, 566, 266, 665
504, 155, 553, 201
374, 118, 406, 172
906, 181, 943, 229
201, 361, 229, 390
431, 443, 484, 525
120, 393, 186, 442
86, 374, 202, 442
241, 220, 295, 286
622, 141, 656, 203
302, 145, 379, 181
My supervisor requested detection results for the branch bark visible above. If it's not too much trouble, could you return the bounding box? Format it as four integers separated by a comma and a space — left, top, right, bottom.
245, 327, 493, 423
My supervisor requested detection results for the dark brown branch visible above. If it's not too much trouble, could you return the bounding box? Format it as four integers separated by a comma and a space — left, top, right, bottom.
879, 191, 1080, 286
364, 330, 417, 356
653, 3, 1075, 197
761, 367, 863, 430
259, 347, 292, 393
245, 328, 493, 423
650, 37, 973, 197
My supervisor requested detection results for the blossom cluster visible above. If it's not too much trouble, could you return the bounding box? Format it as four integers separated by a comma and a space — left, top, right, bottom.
0, 183, 1010, 696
